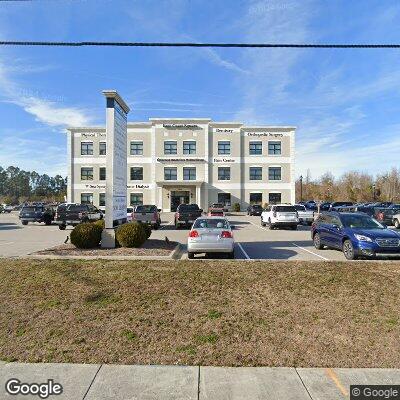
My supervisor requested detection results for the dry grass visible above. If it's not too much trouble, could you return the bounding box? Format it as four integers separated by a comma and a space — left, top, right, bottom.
1, 259, 400, 367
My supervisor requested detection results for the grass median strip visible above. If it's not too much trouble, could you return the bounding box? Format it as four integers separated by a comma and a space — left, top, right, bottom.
0, 259, 400, 367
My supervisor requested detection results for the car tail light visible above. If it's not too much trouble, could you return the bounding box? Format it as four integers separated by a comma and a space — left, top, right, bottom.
221, 231, 232, 238
189, 230, 199, 238
176, 212, 180, 218
153, 211, 158, 221
78, 212, 83, 218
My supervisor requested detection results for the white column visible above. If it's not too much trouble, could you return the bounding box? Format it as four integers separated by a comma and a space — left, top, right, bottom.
67, 129, 73, 203
196, 185, 201, 208
151, 124, 156, 204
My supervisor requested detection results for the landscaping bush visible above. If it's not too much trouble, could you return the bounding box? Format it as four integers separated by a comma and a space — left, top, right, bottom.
70, 222, 103, 249
93, 219, 105, 229
232, 203, 241, 212
115, 222, 147, 248
140, 223, 152, 239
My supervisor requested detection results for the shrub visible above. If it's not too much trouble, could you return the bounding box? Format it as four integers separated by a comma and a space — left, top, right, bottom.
232, 203, 241, 212
115, 222, 147, 248
140, 223, 152, 239
93, 219, 105, 229
70, 222, 102, 249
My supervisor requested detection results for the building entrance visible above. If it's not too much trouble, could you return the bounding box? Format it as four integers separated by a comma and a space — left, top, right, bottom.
171, 191, 190, 211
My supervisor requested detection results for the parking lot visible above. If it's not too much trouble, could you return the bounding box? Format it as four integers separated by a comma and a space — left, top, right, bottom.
2, 211, 399, 261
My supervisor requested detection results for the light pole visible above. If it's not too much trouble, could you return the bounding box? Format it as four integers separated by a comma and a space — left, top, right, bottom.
299, 175, 303, 202
372, 183, 376, 201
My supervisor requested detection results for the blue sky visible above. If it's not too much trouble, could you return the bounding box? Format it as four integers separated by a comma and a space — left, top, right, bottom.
0, 0, 400, 178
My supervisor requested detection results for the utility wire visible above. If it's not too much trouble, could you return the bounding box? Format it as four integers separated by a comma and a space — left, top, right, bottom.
0, 41, 400, 48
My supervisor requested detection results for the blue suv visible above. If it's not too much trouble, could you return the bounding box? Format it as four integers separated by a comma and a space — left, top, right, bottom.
311, 212, 400, 260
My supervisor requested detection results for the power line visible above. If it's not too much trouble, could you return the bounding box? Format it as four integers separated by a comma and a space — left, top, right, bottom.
0, 41, 400, 48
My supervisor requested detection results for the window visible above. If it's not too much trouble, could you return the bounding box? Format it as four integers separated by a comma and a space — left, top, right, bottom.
130, 193, 143, 206
250, 193, 262, 205
99, 193, 105, 207
183, 141, 196, 155
81, 167, 93, 180
218, 167, 230, 181
249, 141, 262, 155
183, 167, 196, 180
249, 167, 262, 180
218, 141, 231, 155
81, 142, 93, 155
164, 141, 177, 155
99, 142, 106, 155
269, 193, 281, 204
218, 193, 231, 207
164, 167, 177, 180
130, 167, 143, 180
130, 141, 143, 155
268, 141, 281, 155
269, 167, 282, 180
81, 193, 93, 205
99, 167, 106, 181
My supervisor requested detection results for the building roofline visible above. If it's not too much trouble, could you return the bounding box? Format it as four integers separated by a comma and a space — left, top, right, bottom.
209, 122, 243, 127
149, 118, 212, 122
67, 127, 105, 132
242, 126, 297, 130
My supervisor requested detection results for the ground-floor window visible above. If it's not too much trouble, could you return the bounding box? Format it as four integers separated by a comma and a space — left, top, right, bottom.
130, 193, 143, 206
99, 193, 105, 207
218, 193, 231, 207
269, 193, 281, 204
249, 193, 262, 205
81, 193, 93, 205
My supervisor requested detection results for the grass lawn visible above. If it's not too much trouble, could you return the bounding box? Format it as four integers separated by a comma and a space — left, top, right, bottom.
1, 259, 400, 367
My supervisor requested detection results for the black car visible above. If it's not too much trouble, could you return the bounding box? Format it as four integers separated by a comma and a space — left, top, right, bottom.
55, 203, 103, 230
329, 202, 354, 211
174, 204, 203, 229
247, 204, 264, 216
19, 205, 54, 225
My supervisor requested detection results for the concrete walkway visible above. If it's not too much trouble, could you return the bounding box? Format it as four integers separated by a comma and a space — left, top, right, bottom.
1, 362, 400, 399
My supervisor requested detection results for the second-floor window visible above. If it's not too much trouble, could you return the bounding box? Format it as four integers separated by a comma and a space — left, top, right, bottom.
218, 141, 231, 155
164, 141, 177, 155
130, 193, 143, 206
99, 167, 106, 181
130, 167, 143, 180
183, 141, 196, 155
99, 193, 106, 207
249, 141, 262, 155
249, 167, 262, 180
130, 141, 143, 155
218, 167, 231, 181
164, 167, 177, 180
183, 167, 196, 180
268, 141, 281, 155
81, 167, 93, 180
99, 142, 106, 155
81, 142, 93, 155
269, 167, 282, 180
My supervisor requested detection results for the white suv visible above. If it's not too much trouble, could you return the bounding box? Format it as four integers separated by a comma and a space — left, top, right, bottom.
261, 204, 299, 230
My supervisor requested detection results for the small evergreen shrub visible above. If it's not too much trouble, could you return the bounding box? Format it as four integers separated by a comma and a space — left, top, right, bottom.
115, 222, 147, 248
70, 222, 102, 249
232, 203, 241, 212
93, 219, 105, 229
140, 223, 152, 239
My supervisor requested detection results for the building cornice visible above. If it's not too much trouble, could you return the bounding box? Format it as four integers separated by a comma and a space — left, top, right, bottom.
102, 90, 130, 114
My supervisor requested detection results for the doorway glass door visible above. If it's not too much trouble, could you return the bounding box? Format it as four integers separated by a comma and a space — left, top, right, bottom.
171, 191, 190, 211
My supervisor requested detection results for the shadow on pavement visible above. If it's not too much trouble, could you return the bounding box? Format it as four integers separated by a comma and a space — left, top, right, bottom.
0, 222, 22, 230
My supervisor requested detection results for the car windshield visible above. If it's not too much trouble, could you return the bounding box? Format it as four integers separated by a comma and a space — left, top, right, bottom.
22, 207, 36, 212
341, 214, 385, 229
294, 205, 306, 211
252, 205, 263, 209
127, 208, 133, 213
275, 206, 296, 212
68, 205, 87, 212
212, 204, 223, 208
135, 205, 156, 213
179, 204, 199, 211
193, 218, 229, 229
333, 202, 353, 206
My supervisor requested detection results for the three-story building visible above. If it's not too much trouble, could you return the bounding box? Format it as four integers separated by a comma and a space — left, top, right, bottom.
67, 118, 296, 211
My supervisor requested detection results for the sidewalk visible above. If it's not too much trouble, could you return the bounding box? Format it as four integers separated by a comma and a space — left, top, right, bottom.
1, 362, 400, 399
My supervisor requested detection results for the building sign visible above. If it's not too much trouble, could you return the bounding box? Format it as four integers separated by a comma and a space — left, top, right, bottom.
163, 124, 199, 129
82, 132, 106, 138
103, 90, 130, 230
246, 132, 284, 138
213, 128, 234, 133
156, 157, 205, 162
127, 184, 152, 189
213, 158, 236, 163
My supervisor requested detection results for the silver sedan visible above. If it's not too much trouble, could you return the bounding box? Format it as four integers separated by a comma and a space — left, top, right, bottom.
187, 216, 235, 259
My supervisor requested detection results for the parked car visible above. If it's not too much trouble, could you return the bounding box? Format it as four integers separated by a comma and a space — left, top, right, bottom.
19, 205, 54, 225
319, 202, 332, 212
54, 203, 103, 230
261, 204, 299, 230
187, 216, 234, 259
127, 207, 134, 222
374, 207, 398, 226
247, 204, 264, 216
329, 202, 354, 211
131, 204, 161, 229
210, 202, 228, 212
174, 204, 203, 229
304, 201, 317, 211
2, 204, 13, 213
311, 212, 400, 260
392, 212, 400, 229
208, 208, 224, 217
293, 204, 314, 225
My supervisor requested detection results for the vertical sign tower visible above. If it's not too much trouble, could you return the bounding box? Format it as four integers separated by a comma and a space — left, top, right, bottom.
101, 90, 130, 248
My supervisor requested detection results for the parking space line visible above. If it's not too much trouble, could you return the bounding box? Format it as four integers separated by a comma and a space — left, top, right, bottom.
325, 368, 348, 397
237, 243, 251, 260
292, 243, 329, 261
0, 242, 14, 246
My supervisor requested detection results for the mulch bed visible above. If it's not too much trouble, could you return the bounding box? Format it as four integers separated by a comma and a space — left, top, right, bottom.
33, 239, 178, 257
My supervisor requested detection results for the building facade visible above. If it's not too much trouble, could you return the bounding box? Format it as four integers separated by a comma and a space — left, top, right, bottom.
67, 118, 296, 211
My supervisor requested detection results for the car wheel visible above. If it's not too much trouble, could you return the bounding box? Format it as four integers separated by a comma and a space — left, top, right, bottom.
22, 221, 28, 225
394, 219, 400, 229
343, 239, 357, 260
261, 218, 266, 227
313, 233, 323, 249
268, 219, 274, 230
227, 250, 235, 259
153, 223, 159, 230
188, 252, 194, 259
59, 224, 66, 230
291, 225, 297, 230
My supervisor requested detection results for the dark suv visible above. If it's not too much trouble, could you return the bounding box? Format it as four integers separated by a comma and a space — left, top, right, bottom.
247, 204, 264, 216
55, 203, 103, 230
174, 204, 203, 229
311, 212, 400, 260
19, 205, 54, 225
